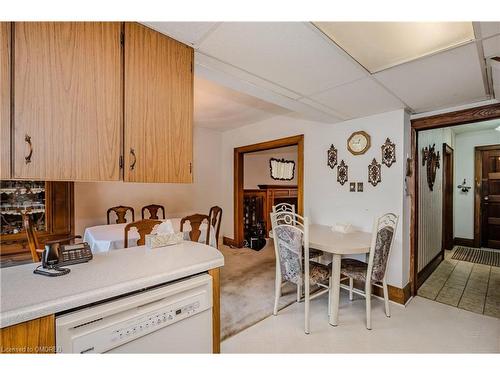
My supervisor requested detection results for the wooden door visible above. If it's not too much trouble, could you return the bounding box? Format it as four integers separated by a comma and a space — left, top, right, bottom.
442, 144, 454, 251
480, 148, 500, 249
124, 23, 193, 183
0, 22, 10, 179
13, 22, 122, 181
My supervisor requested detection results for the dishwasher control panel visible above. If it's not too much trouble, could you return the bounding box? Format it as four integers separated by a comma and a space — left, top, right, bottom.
55, 274, 212, 353
111, 301, 201, 342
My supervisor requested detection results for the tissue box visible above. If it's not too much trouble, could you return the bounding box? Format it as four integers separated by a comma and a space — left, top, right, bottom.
145, 232, 184, 249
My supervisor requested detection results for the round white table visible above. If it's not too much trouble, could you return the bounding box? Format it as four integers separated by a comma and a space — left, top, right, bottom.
308, 224, 372, 326
83, 218, 217, 252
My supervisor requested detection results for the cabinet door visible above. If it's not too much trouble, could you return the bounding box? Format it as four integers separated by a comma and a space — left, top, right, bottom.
0, 22, 10, 179
13, 22, 122, 181
124, 23, 193, 183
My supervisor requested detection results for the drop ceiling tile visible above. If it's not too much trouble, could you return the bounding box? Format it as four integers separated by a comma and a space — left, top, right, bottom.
374, 43, 487, 112
479, 22, 500, 38
198, 22, 367, 97
308, 77, 405, 118
483, 35, 500, 58
141, 22, 218, 46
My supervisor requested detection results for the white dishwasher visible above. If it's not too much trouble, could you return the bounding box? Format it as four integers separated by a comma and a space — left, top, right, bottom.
56, 274, 212, 353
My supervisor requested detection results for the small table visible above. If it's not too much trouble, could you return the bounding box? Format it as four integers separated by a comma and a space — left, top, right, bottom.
84, 218, 217, 252
308, 224, 372, 326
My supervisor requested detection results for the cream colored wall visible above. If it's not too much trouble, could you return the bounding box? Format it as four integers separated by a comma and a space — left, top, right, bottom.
74, 127, 222, 235
243, 147, 298, 189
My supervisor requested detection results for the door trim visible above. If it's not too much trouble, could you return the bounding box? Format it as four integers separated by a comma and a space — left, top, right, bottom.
224, 134, 304, 248
410, 103, 500, 296
442, 143, 454, 252
474, 144, 500, 248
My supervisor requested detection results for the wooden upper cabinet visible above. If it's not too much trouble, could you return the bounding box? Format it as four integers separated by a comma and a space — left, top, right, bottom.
0, 22, 11, 179
124, 23, 193, 183
13, 22, 122, 181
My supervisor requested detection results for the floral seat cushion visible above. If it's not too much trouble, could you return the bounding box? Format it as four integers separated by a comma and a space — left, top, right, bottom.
340, 258, 368, 282
309, 261, 331, 284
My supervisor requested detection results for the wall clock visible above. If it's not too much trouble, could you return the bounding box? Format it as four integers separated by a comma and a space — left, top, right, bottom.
347, 131, 371, 155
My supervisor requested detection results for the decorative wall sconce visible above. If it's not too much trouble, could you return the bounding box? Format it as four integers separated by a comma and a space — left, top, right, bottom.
422, 144, 440, 191
368, 158, 382, 187
457, 179, 471, 193
381, 138, 396, 168
337, 160, 348, 185
327, 144, 337, 169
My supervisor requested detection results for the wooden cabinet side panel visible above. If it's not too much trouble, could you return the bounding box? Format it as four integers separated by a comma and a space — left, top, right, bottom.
0, 315, 55, 354
13, 22, 122, 181
0, 22, 11, 179
124, 23, 193, 183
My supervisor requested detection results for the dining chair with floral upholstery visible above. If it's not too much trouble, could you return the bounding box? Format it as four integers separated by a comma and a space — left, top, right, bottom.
339, 213, 399, 329
270, 211, 331, 334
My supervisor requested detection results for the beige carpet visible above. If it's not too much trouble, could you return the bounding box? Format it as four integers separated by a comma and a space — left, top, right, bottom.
220, 240, 297, 341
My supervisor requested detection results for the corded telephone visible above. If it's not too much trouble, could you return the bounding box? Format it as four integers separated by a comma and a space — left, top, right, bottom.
34, 242, 93, 277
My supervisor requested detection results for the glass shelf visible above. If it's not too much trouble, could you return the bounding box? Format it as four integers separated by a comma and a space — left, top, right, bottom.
0, 180, 46, 235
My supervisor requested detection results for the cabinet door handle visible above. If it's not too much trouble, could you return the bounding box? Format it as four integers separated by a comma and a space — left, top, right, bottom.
129, 148, 136, 170
24, 134, 33, 164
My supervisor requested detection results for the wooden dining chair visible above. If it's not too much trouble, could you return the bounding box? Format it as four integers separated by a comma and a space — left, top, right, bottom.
124, 219, 162, 248
141, 204, 166, 220
339, 213, 399, 329
208, 206, 222, 248
270, 211, 331, 334
23, 212, 81, 263
107, 205, 135, 224
180, 214, 211, 245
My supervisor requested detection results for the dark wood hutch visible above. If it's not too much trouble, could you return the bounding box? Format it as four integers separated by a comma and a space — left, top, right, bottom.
243, 184, 297, 240
0, 180, 74, 266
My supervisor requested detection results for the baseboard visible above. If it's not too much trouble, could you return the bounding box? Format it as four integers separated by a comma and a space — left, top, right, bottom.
417, 251, 444, 289
341, 279, 412, 305
454, 237, 475, 247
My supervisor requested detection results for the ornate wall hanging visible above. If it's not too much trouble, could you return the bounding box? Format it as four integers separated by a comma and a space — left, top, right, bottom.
422, 144, 440, 191
368, 158, 382, 187
381, 138, 396, 167
337, 160, 348, 185
327, 144, 337, 169
269, 158, 295, 181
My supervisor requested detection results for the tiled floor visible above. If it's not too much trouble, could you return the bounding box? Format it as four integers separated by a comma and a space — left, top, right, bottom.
222, 293, 500, 353
418, 248, 500, 318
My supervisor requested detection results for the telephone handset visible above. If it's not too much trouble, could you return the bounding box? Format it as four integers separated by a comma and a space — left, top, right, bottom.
34, 242, 93, 277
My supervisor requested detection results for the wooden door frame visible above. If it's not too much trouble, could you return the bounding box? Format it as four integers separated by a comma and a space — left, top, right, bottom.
223, 134, 304, 248
474, 144, 500, 248
442, 143, 454, 252
410, 103, 500, 296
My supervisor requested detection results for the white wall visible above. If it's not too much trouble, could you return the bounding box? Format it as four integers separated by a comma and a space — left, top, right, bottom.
74, 127, 222, 235
453, 129, 500, 239
417, 128, 449, 271
220, 110, 410, 288
243, 147, 298, 189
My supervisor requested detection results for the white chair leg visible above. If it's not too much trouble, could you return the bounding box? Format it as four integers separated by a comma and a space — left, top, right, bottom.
365, 282, 372, 330
273, 270, 281, 316
297, 282, 302, 303
383, 280, 391, 317
349, 278, 353, 301
305, 281, 310, 334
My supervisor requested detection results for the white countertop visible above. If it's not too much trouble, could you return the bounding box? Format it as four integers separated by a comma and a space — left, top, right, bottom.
0, 241, 224, 328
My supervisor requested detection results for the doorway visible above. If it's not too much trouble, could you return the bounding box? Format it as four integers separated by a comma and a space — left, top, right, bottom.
475, 145, 500, 249
224, 134, 304, 248
442, 144, 454, 251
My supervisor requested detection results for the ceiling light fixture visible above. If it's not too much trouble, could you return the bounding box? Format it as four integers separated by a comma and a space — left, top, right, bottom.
314, 22, 475, 73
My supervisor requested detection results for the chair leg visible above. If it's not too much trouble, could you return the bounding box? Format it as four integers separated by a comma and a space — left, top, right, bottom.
383, 280, 391, 317
365, 282, 372, 330
349, 278, 353, 301
297, 282, 302, 303
273, 270, 281, 316
328, 276, 332, 316
305, 281, 310, 334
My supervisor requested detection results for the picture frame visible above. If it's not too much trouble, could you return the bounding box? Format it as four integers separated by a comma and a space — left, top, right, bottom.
269, 158, 295, 181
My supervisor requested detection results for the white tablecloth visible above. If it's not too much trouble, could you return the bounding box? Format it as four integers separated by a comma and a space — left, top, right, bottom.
83, 218, 217, 252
